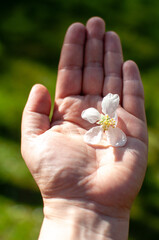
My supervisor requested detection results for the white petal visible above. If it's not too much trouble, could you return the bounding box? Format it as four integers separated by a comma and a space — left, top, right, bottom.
112, 112, 118, 126
84, 126, 103, 145
106, 127, 127, 147
102, 93, 119, 115
81, 108, 100, 124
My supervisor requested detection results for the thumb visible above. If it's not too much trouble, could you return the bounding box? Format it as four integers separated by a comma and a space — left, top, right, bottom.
21, 84, 51, 139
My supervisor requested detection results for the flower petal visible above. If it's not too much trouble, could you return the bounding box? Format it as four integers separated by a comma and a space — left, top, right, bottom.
112, 112, 118, 126
84, 126, 103, 145
106, 127, 127, 147
81, 108, 101, 124
102, 93, 119, 115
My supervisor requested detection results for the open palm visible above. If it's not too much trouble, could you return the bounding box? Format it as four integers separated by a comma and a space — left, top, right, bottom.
21, 17, 148, 216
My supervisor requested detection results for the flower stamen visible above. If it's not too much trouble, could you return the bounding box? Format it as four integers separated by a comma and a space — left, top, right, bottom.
98, 114, 116, 131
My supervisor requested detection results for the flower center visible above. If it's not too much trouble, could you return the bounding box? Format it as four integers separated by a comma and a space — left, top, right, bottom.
98, 114, 116, 131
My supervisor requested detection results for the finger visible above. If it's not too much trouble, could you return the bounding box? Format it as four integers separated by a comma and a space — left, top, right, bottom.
122, 60, 146, 122
21, 84, 51, 139
117, 107, 148, 145
83, 17, 105, 95
55, 23, 86, 99
103, 31, 123, 98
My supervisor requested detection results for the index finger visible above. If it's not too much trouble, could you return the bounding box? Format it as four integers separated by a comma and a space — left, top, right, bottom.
55, 23, 86, 99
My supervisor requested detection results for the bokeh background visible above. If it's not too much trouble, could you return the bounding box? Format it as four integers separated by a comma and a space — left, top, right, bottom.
0, 0, 159, 239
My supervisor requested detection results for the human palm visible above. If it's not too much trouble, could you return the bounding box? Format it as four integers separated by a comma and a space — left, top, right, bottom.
21, 17, 148, 215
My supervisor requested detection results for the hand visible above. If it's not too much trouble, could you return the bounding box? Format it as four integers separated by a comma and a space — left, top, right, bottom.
21, 17, 148, 239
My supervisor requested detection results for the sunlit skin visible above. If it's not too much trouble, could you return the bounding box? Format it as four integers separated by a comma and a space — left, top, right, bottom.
21, 17, 148, 239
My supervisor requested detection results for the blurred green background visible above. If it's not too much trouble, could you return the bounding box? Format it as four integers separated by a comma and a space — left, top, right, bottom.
0, 0, 159, 239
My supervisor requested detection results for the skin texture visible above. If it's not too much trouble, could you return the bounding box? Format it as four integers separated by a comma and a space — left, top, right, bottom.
21, 17, 148, 239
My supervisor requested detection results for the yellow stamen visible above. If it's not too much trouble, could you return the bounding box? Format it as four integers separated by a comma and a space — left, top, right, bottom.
98, 114, 116, 131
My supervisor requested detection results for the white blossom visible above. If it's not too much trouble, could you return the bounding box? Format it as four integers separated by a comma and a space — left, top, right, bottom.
81, 93, 127, 147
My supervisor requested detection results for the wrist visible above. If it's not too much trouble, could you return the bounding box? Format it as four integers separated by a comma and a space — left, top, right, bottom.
39, 198, 130, 240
